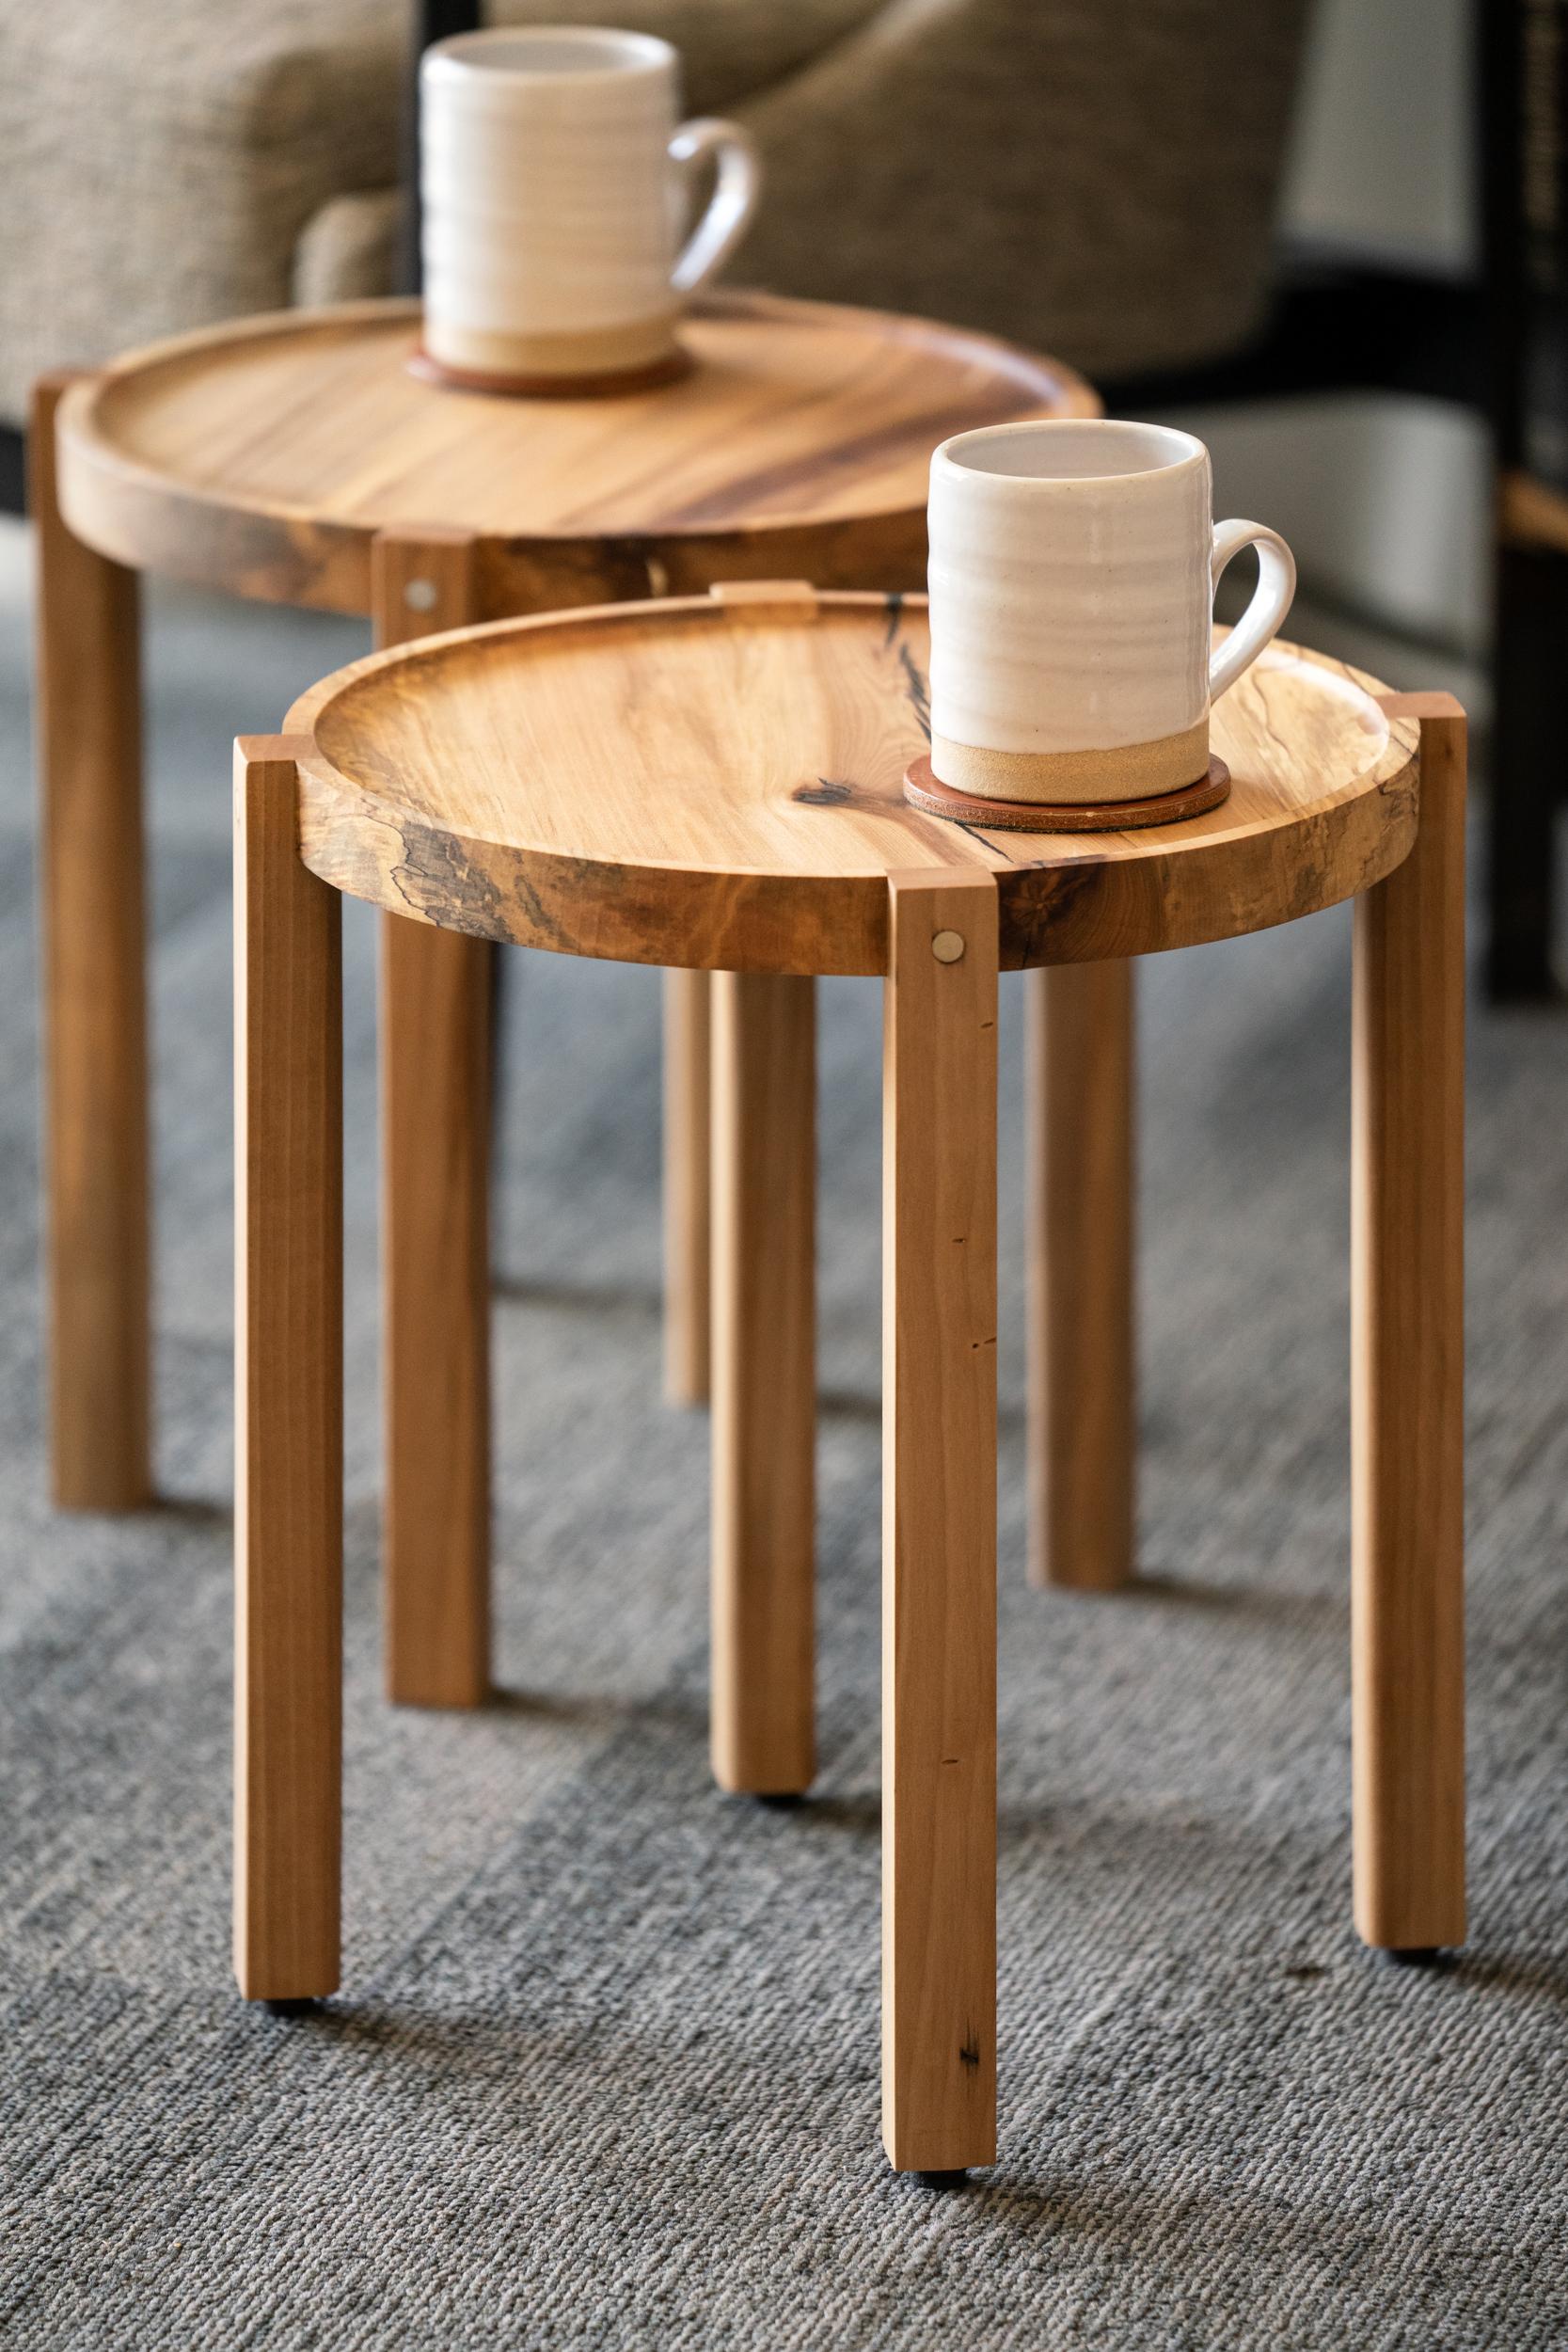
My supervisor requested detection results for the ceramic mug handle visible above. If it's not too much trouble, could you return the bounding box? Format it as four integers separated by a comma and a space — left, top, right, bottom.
1209, 520, 1297, 703
669, 119, 762, 294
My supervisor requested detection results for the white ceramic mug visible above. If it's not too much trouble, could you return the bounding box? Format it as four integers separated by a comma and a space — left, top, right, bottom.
420, 26, 761, 384
927, 419, 1296, 803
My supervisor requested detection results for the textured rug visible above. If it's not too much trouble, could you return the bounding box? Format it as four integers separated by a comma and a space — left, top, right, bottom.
3, 520, 1567, 2349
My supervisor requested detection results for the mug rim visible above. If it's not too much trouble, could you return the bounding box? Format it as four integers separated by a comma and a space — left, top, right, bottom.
933, 417, 1207, 488
422, 24, 675, 85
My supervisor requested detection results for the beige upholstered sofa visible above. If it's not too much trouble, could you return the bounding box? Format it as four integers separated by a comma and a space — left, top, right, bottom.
2, 0, 1312, 428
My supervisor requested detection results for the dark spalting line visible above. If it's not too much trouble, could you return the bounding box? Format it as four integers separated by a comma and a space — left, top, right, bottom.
958, 2030, 982, 2072
882, 591, 904, 648
1000, 861, 1115, 968
898, 644, 932, 741
386, 820, 534, 946
958, 820, 1014, 863
794, 779, 855, 806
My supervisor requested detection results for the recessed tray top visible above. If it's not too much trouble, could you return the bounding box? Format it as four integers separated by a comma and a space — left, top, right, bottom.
55, 294, 1095, 611
286, 591, 1419, 977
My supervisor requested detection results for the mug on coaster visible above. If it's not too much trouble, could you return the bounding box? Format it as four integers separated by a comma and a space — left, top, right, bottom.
926, 419, 1296, 805
419, 25, 761, 390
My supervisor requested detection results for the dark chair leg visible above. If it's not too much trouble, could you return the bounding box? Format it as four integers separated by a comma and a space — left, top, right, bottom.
1486, 537, 1567, 1001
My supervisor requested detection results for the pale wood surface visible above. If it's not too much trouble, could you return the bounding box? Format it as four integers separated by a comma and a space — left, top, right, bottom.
662, 969, 712, 1408
234, 739, 342, 2000
40, 294, 1089, 1514
374, 531, 492, 1709
1352, 693, 1466, 1950
1026, 961, 1136, 1591
882, 868, 999, 2175
54, 294, 1093, 615
32, 373, 151, 1508
710, 972, 816, 1796
288, 595, 1420, 976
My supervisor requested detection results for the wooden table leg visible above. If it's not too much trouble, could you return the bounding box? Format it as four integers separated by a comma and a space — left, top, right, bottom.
882, 872, 998, 2175
32, 373, 150, 1509
710, 972, 816, 1794
1352, 693, 1467, 1953
663, 967, 712, 1407
234, 739, 342, 2001
372, 530, 491, 1708
1026, 961, 1135, 1590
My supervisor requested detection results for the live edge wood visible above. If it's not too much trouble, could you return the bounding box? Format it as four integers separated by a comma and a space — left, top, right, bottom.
234, 739, 342, 2000
288, 596, 1420, 978
882, 869, 998, 2175
373, 530, 491, 1710
1352, 694, 1466, 1951
710, 973, 816, 1796
32, 373, 150, 1508
1027, 961, 1135, 1591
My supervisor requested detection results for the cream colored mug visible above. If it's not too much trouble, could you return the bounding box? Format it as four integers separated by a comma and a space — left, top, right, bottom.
420, 26, 761, 384
926, 419, 1296, 803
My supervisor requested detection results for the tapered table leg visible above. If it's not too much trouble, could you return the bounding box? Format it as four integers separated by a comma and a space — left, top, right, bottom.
1352, 693, 1466, 1952
32, 373, 150, 1508
373, 530, 491, 1708
710, 972, 816, 1794
1026, 961, 1135, 1590
664, 967, 712, 1407
234, 739, 342, 2000
882, 872, 998, 2175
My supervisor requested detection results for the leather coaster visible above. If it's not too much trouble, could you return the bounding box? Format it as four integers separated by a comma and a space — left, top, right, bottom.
407, 344, 694, 399
903, 752, 1231, 833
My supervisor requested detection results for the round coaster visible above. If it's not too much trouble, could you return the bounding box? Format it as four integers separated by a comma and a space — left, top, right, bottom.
406, 344, 695, 400
902, 752, 1230, 833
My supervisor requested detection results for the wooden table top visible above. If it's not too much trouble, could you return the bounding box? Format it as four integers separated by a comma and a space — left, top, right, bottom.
285, 590, 1420, 977
55, 294, 1094, 614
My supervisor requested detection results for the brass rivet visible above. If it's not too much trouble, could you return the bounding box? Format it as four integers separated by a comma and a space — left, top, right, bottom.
931, 930, 965, 964
404, 578, 438, 612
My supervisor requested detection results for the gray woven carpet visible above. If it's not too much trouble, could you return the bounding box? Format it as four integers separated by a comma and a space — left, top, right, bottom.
3, 520, 1567, 2348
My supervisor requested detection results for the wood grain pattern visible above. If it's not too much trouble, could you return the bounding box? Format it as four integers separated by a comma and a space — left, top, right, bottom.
1026, 961, 1135, 1591
234, 738, 342, 2000
710, 973, 816, 1795
374, 529, 491, 1709
288, 596, 1420, 977
1351, 693, 1466, 1951
882, 869, 998, 2174
662, 969, 712, 1407
32, 373, 151, 1508
55, 293, 1093, 615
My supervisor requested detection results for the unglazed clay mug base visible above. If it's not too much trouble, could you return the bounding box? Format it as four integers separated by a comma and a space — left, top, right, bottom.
419, 314, 682, 380
927, 420, 1296, 804
420, 25, 761, 384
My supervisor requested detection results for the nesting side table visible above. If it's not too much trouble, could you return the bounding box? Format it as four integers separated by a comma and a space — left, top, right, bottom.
35, 290, 1092, 1706
237, 587, 1465, 2175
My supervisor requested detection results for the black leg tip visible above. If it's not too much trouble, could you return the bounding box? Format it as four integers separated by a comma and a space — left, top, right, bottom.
1382, 1947, 1446, 1969
753, 1792, 807, 1810
263, 1996, 321, 2017
914, 2169, 971, 2192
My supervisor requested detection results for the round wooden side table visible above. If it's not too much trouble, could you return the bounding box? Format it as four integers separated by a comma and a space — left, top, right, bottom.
234, 586, 1465, 2177
34, 291, 1093, 1708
